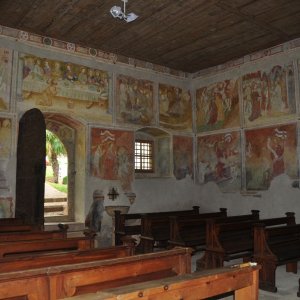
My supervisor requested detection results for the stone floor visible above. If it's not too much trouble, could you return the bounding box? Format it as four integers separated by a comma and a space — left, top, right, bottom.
191, 252, 300, 300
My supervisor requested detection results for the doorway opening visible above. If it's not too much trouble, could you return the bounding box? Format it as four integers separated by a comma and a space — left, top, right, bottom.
44, 129, 68, 218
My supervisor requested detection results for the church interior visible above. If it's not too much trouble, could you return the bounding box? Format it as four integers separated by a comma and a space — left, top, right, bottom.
1, 1, 300, 299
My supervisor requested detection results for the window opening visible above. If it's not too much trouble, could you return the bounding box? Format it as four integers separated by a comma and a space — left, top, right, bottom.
135, 140, 154, 172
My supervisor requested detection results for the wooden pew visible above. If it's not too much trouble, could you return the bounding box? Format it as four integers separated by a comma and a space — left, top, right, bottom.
0, 223, 42, 232
168, 208, 227, 250
62, 263, 261, 300
140, 206, 200, 253
197, 212, 295, 270
115, 212, 142, 246
0, 244, 134, 272
0, 236, 95, 258
0, 224, 69, 242
253, 222, 300, 292
0, 247, 192, 300
115, 206, 200, 250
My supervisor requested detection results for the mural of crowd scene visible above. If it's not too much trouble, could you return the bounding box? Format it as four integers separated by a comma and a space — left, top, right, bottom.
0, 118, 12, 189
159, 84, 192, 131
242, 64, 296, 127
173, 135, 193, 180
245, 123, 297, 191
197, 131, 241, 192
20, 54, 111, 122
196, 79, 239, 132
90, 128, 134, 191
116, 75, 154, 126
0, 48, 13, 111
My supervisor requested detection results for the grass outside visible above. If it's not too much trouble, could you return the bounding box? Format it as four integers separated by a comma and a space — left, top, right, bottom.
46, 165, 67, 194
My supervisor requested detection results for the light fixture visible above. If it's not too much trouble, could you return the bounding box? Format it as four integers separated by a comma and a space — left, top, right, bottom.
110, 0, 138, 23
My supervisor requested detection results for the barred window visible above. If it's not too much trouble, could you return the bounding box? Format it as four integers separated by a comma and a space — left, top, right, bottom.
135, 140, 154, 172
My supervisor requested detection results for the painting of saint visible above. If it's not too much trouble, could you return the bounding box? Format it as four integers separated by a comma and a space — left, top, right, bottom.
0, 48, 12, 111
159, 84, 192, 131
197, 131, 241, 192
242, 64, 296, 127
90, 128, 134, 191
0, 118, 12, 189
0, 198, 13, 218
173, 136, 193, 180
196, 79, 239, 132
245, 123, 297, 190
116, 75, 154, 126
19, 54, 111, 122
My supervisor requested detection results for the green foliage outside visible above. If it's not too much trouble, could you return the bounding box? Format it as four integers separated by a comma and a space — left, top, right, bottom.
48, 182, 68, 194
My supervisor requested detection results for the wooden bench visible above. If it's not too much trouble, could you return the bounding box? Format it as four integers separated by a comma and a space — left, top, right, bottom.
253, 222, 300, 292
197, 212, 295, 270
62, 263, 261, 300
0, 235, 95, 258
0, 224, 69, 242
115, 212, 142, 246
0, 247, 192, 299
0, 223, 43, 232
139, 206, 200, 253
0, 244, 134, 272
115, 206, 200, 250
168, 208, 227, 250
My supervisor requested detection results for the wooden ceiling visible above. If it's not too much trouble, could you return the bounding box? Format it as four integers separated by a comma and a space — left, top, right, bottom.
0, 0, 300, 73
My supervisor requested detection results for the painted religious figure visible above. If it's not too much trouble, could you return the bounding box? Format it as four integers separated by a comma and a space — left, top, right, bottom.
116, 75, 154, 125
90, 128, 134, 191
159, 84, 192, 131
19, 54, 111, 122
196, 79, 239, 132
245, 123, 297, 190
242, 64, 296, 127
197, 131, 241, 192
173, 135, 193, 180
0, 48, 12, 111
0, 118, 12, 189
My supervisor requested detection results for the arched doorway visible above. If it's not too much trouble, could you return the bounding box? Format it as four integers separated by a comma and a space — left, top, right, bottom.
44, 113, 86, 223
44, 129, 68, 219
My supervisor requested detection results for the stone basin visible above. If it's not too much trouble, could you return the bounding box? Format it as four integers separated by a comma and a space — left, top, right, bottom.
105, 205, 130, 217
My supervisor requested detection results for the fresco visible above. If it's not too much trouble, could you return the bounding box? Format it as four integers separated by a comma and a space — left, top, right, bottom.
116, 75, 154, 126
196, 79, 239, 132
173, 135, 193, 180
0, 118, 11, 190
242, 64, 296, 127
19, 54, 111, 122
159, 84, 192, 131
0, 197, 13, 217
0, 48, 12, 111
90, 128, 134, 191
197, 131, 241, 191
245, 123, 297, 190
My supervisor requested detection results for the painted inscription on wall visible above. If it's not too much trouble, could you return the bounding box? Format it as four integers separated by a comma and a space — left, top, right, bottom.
20, 54, 111, 122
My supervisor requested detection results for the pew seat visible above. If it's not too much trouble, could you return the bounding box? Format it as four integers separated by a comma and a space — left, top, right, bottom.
0, 247, 192, 300
62, 263, 261, 300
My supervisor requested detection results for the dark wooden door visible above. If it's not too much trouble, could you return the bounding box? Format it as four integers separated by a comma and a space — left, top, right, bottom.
15, 108, 46, 226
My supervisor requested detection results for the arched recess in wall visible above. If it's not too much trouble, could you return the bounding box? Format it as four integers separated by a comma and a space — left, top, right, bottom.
135, 127, 172, 178
44, 113, 86, 223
